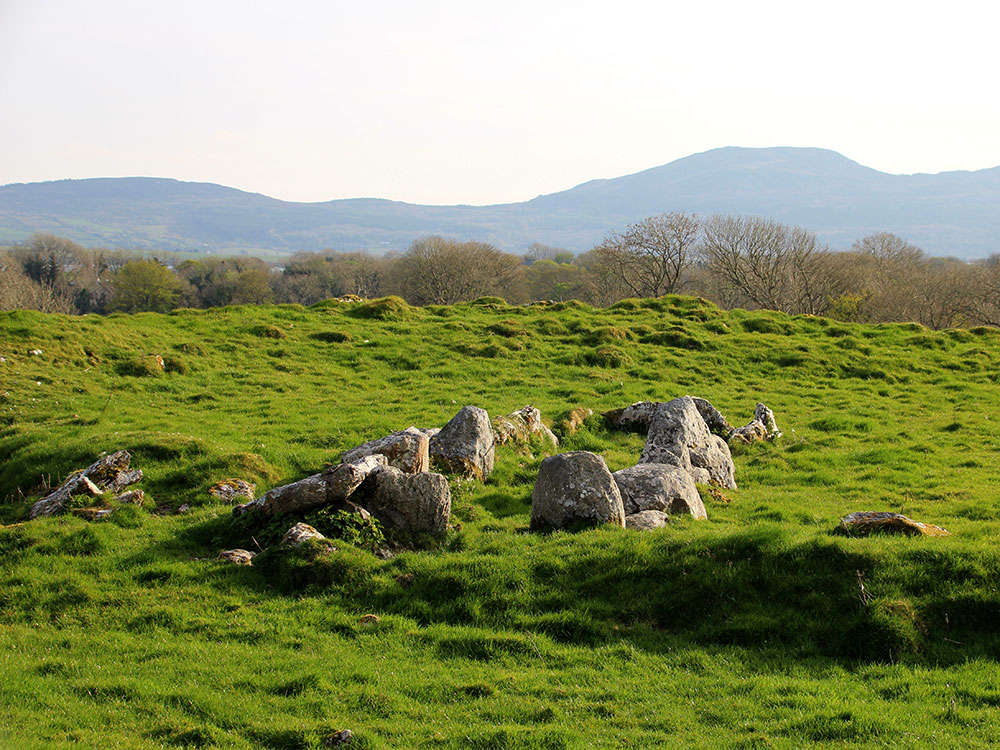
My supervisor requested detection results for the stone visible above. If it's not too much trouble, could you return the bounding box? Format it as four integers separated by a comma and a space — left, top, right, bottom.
492, 405, 558, 449
281, 522, 327, 546
731, 403, 781, 444
639, 397, 737, 489
208, 479, 256, 503
177, 504, 191, 514
72, 507, 114, 521
113, 489, 145, 504
324, 729, 354, 747
689, 467, 712, 485
612, 463, 706, 519
323, 454, 387, 499
690, 397, 735, 436
625, 510, 670, 530
690, 434, 737, 489
430, 406, 495, 480
365, 466, 451, 535
29, 450, 142, 519
834, 511, 950, 537
530, 451, 625, 530
253, 473, 329, 516
603, 401, 659, 431
342, 426, 429, 474
219, 549, 255, 565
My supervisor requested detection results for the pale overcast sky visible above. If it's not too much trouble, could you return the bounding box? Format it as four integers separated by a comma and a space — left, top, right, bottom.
1, 0, 998, 205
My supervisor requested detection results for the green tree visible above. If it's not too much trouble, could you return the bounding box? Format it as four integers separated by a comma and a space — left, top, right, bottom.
110, 260, 183, 313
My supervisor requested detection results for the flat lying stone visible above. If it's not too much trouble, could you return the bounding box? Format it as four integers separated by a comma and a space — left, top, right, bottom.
624, 510, 669, 530
208, 479, 256, 503
29, 450, 142, 518
834, 511, 950, 537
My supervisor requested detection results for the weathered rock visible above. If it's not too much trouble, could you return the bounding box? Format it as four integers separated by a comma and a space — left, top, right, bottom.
322, 454, 387, 499
430, 406, 495, 480
281, 522, 327, 546
689, 467, 712, 485
219, 549, 255, 565
612, 463, 706, 519
342, 426, 429, 474
731, 403, 781, 444
29, 450, 142, 519
639, 397, 737, 489
366, 466, 451, 535
113, 489, 145, 504
324, 729, 354, 747
252, 473, 330, 516
690, 434, 737, 489
530, 451, 625, 530
624, 510, 670, 530
492, 405, 558, 449
603, 401, 659, 431
418, 427, 440, 439
834, 511, 950, 537
690, 397, 735, 436
208, 479, 256, 503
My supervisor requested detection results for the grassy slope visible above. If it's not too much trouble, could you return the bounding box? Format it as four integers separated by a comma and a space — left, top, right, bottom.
2, 296, 1000, 748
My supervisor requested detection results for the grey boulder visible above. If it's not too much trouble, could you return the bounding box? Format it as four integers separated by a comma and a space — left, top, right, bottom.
365, 466, 451, 535
624, 510, 670, 530
430, 406, 495, 480
342, 426, 429, 474
530, 451, 625, 531
612, 463, 706, 519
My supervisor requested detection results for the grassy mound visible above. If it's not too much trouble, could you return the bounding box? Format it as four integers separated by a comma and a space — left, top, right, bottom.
2, 299, 1000, 746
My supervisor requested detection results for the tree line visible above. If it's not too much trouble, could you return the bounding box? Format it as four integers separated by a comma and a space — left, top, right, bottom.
3, 217, 1000, 329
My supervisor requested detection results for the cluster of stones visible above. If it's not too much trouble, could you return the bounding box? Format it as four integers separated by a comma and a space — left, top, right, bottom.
223, 404, 559, 563
531, 395, 758, 532
28, 450, 144, 519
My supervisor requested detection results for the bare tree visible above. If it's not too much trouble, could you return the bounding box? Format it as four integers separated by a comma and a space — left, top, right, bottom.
701, 214, 837, 314
399, 236, 525, 304
592, 212, 699, 298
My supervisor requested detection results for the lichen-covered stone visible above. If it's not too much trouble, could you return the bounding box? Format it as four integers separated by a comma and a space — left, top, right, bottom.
342, 426, 429, 474
208, 479, 256, 503
366, 466, 451, 535
639, 397, 737, 489
29, 450, 142, 519
281, 523, 327, 546
219, 549, 255, 565
430, 406, 495, 480
323, 454, 387, 499
834, 511, 950, 537
731, 403, 781, 444
530, 451, 625, 531
612, 463, 706, 519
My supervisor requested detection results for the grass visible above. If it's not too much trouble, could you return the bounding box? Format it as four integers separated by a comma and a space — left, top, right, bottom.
2, 296, 1000, 747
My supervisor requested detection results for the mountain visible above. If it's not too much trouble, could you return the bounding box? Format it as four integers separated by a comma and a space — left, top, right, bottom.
2, 147, 999, 258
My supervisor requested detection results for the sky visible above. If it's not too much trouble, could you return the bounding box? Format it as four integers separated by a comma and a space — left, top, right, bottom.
2, 0, 999, 206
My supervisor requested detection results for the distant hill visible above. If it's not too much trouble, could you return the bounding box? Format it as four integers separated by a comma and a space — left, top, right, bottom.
2, 146, 999, 258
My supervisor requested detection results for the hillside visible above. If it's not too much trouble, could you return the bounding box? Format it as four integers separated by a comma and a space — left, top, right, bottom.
2, 147, 1000, 258
3, 298, 1000, 747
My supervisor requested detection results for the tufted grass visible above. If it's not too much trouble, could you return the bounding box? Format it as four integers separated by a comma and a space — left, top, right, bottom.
2, 297, 1000, 747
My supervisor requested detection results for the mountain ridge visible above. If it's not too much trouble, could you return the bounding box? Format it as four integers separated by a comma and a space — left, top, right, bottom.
2, 147, 999, 258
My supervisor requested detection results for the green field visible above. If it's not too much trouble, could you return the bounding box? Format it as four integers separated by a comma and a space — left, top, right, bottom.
2, 296, 1000, 748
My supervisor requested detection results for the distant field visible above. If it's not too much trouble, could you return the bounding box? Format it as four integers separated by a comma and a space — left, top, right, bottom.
2, 296, 1000, 748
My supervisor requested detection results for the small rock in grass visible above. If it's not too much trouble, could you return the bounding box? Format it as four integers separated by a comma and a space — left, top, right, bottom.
218, 549, 255, 565
624, 510, 670, 530
324, 729, 353, 747
208, 479, 256, 503
113, 489, 145, 504
72, 507, 114, 521
834, 511, 950, 537
281, 522, 327, 546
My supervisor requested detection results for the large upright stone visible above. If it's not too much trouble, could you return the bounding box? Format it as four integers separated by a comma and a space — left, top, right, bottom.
530, 451, 625, 530
342, 427, 429, 474
612, 463, 706, 519
639, 397, 736, 489
430, 406, 495, 480
366, 466, 451, 535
